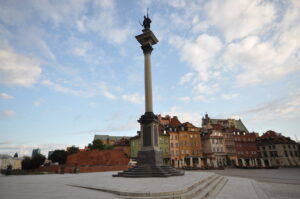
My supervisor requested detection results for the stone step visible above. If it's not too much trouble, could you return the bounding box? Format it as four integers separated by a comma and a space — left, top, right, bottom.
114, 165, 184, 178
69, 174, 220, 198
196, 177, 228, 199
120, 175, 223, 199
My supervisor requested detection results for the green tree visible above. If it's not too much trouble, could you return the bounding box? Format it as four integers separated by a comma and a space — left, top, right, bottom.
88, 139, 104, 150
30, 154, 45, 169
21, 156, 31, 170
49, 150, 68, 165
13, 152, 18, 158
21, 154, 45, 170
67, 146, 79, 154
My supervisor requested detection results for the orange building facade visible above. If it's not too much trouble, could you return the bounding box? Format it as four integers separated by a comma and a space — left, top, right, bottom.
158, 115, 203, 168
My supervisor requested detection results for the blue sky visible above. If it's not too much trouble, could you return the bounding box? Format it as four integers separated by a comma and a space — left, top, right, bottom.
0, 0, 299, 156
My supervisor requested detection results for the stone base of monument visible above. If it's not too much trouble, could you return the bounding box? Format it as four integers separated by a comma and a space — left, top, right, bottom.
113, 164, 184, 177
69, 171, 228, 199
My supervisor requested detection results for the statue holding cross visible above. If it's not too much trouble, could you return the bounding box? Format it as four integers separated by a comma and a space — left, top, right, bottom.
141, 9, 151, 30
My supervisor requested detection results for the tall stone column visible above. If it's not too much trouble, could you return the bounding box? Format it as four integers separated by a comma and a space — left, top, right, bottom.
135, 30, 162, 166
114, 24, 184, 177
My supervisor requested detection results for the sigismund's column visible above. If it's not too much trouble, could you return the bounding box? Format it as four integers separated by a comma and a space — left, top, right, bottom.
113, 15, 184, 177
135, 24, 162, 166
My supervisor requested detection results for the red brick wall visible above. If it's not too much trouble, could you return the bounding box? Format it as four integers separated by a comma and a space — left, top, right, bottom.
36, 149, 130, 173
66, 149, 129, 166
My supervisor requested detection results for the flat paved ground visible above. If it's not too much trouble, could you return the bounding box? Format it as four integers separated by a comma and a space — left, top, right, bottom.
1, 169, 300, 199
210, 168, 300, 199
206, 168, 300, 184
0, 171, 213, 199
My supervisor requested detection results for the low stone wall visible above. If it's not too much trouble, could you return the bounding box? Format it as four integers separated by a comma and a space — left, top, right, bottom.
36, 165, 131, 173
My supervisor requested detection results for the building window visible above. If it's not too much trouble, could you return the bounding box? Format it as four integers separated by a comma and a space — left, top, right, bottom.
186, 150, 189, 154
285, 151, 288, 157
182, 150, 184, 154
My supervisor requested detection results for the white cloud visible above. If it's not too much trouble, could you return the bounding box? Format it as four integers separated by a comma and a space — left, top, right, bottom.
180, 34, 223, 82
195, 83, 219, 95
193, 95, 215, 103
42, 79, 116, 100
76, 0, 130, 44
167, 0, 186, 8
179, 72, 194, 85
42, 79, 84, 96
33, 99, 43, 107
32, 0, 88, 27
224, 34, 300, 86
0, 49, 41, 87
179, 96, 191, 103
237, 89, 300, 120
165, 106, 202, 126
206, 0, 276, 42
122, 93, 143, 104
221, 0, 300, 86
222, 93, 239, 100
0, 93, 14, 99
1, 110, 15, 118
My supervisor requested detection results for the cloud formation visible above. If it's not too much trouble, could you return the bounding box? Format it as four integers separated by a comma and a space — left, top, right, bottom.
1, 110, 16, 118
0, 93, 14, 99
122, 93, 143, 104
0, 49, 41, 87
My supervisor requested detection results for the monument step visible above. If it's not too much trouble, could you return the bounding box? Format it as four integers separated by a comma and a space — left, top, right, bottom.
69, 174, 220, 198
113, 165, 184, 178
120, 175, 225, 199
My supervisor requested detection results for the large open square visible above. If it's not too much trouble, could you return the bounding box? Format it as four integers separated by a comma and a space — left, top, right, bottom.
1, 168, 300, 199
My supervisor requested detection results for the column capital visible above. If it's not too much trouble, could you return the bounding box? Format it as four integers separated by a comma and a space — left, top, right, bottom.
141, 44, 153, 54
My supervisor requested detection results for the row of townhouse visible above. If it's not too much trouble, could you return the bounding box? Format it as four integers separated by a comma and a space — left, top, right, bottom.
128, 113, 300, 168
